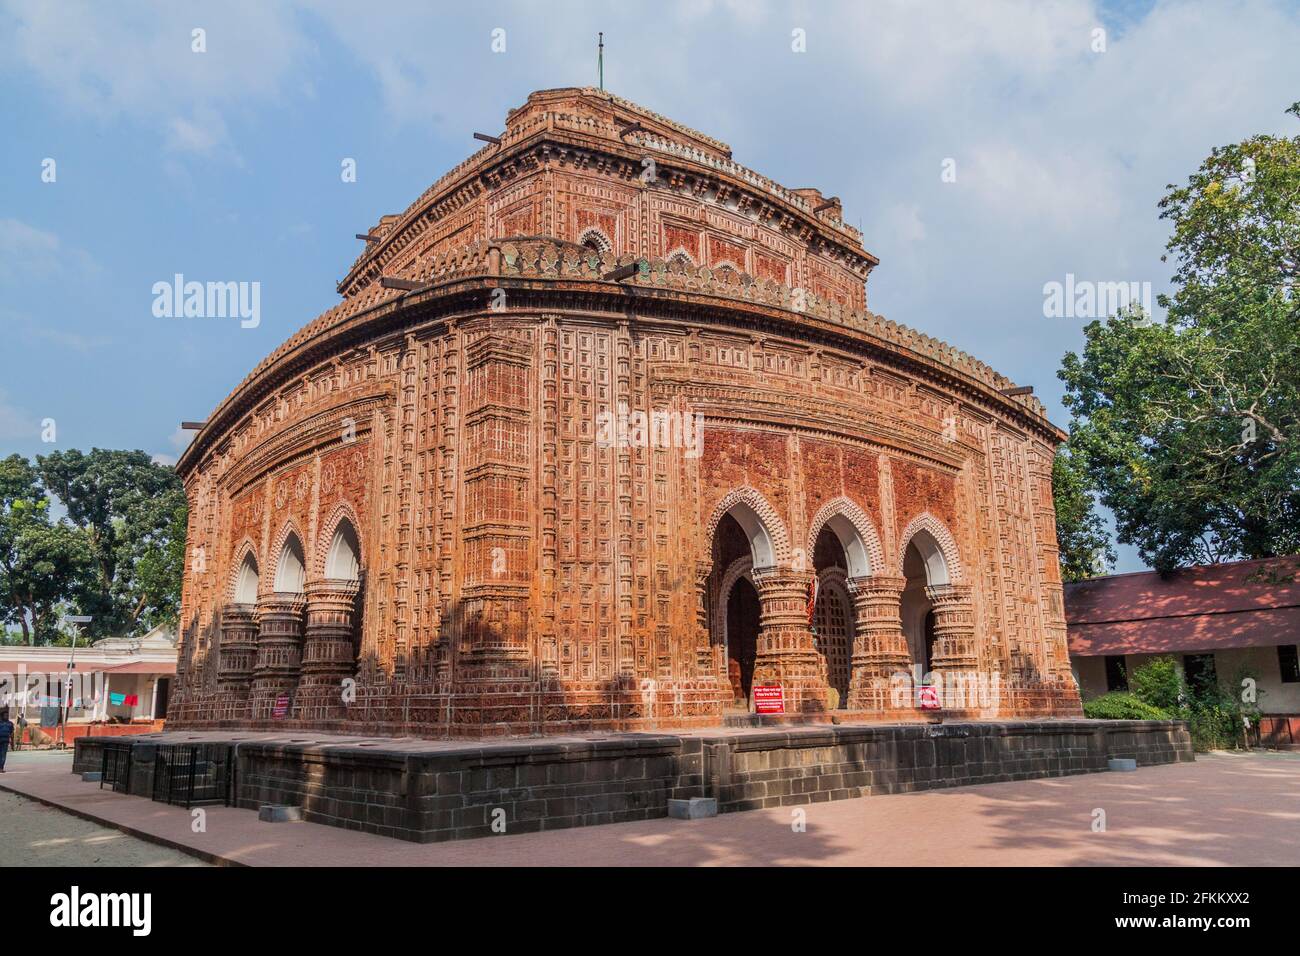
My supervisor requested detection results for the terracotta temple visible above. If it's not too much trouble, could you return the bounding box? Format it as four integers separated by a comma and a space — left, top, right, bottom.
167, 87, 1082, 737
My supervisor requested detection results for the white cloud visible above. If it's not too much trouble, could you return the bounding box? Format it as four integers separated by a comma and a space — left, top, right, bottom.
151, 425, 193, 468
0, 389, 36, 443
0, 219, 100, 282
168, 426, 194, 453
0, 0, 314, 155
2, 305, 110, 354
166, 109, 233, 158
879, 203, 927, 245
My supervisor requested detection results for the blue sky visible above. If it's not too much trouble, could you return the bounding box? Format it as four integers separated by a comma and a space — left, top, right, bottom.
3, 0, 1299, 573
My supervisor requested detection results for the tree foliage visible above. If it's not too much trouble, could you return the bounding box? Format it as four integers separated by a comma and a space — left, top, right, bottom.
1052, 446, 1115, 581
36, 449, 188, 638
1058, 102, 1300, 571
0, 455, 91, 643
0, 449, 186, 643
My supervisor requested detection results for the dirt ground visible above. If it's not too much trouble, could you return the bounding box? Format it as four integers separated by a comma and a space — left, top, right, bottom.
0, 752, 207, 867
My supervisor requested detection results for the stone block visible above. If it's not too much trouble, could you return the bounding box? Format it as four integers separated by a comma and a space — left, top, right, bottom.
667, 797, 718, 820
258, 804, 303, 823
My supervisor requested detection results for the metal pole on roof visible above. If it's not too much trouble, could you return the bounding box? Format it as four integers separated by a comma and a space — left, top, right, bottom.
598, 33, 604, 91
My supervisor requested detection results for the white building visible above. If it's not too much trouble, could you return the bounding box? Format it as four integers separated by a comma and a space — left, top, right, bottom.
0, 625, 177, 731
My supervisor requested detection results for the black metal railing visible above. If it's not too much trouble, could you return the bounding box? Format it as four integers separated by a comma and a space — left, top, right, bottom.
152, 744, 234, 808
100, 742, 133, 794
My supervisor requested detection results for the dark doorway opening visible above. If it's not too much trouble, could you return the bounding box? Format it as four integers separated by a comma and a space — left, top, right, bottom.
727, 577, 760, 704
811, 526, 851, 708
155, 677, 171, 720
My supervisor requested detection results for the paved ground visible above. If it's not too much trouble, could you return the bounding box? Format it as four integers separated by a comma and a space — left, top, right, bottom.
1, 748, 1296, 866
0, 753, 207, 867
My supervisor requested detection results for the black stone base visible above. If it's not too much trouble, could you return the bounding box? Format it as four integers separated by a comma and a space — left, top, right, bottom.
72, 719, 1193, 843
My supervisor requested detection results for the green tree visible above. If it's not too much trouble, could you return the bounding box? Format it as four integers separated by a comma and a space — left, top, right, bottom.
36, 449, 188, 638
1052, 446, 1115, 581
1058, 102, 1300, 571
0, 454, 92, 643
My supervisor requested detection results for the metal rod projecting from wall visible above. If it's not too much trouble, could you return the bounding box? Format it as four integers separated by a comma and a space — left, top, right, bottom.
603, 262, 640, 282
380, 277, 425, 292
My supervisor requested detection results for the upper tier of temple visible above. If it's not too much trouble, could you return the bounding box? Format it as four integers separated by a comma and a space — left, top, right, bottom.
338, 87, 878, 309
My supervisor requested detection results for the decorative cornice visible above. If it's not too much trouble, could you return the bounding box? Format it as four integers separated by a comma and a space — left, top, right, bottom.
179, 237, 1062, 479
217, 390, 392, 496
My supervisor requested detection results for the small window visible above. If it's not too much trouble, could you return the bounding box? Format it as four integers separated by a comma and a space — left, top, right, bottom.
1104, 655, 1128, 692
1278, 645, 1300, 684
1183, 653, 1217, 692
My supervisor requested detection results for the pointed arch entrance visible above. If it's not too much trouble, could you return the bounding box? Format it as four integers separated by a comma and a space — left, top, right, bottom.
713, 543, 758, 706
901, 540, 940, 676
720, 559, 760, 703
898, 513, 977, 685
297, 514, 366, 721
705, 488, 789, 708
812, 567, 852, 705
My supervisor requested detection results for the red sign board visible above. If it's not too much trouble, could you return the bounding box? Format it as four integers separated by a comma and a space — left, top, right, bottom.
918, 685, 941, 710
753, 685, 785, 715
272, 695, 290, 719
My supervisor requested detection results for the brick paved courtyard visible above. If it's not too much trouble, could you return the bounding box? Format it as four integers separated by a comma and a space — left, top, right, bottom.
2, 749, 1296, 866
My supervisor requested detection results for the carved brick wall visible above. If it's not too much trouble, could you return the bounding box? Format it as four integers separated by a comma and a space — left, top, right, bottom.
168, 88, 1081, 735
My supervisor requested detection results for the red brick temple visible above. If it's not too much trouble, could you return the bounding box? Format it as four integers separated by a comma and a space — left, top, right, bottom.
167, 87, 1082, 737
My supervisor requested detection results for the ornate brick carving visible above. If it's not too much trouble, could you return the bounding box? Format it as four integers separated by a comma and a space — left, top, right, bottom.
752, 567, 826, 712
168, 87, 1081, 736
845, 575, 910, 711
249, 593, 306, 720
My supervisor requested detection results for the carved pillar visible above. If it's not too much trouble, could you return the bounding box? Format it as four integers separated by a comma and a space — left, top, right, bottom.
294, 578, 361, 721
249, 592, 305, 720
845, 575, 912, 712
751, 567, 827, 712
694, 562, 717, 676
216, 603, 258, 719
926, 582, 978, 676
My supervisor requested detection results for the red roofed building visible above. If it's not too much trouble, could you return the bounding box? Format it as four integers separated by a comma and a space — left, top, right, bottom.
1065, 556, 1300, 747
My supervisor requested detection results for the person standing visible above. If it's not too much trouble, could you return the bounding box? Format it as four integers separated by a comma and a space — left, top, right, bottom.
0, 708, 13, 771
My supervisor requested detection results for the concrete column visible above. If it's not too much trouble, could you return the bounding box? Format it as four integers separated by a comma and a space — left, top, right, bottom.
294, 579, 361, 721
751, 567, 827, 713
845, 574, 912, 712
249, 592, 306, 721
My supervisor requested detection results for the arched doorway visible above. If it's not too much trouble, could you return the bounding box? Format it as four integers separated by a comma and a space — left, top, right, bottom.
725, 575, 760, 703
324, 517, 364, 661
273, 532, 306, 594
811, 525, 852, 706
705, 489, 789, 710
325, 519, 361, 581
713, 515, 759, 708
900, 527, 949, 677
233, 551, 259, 604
